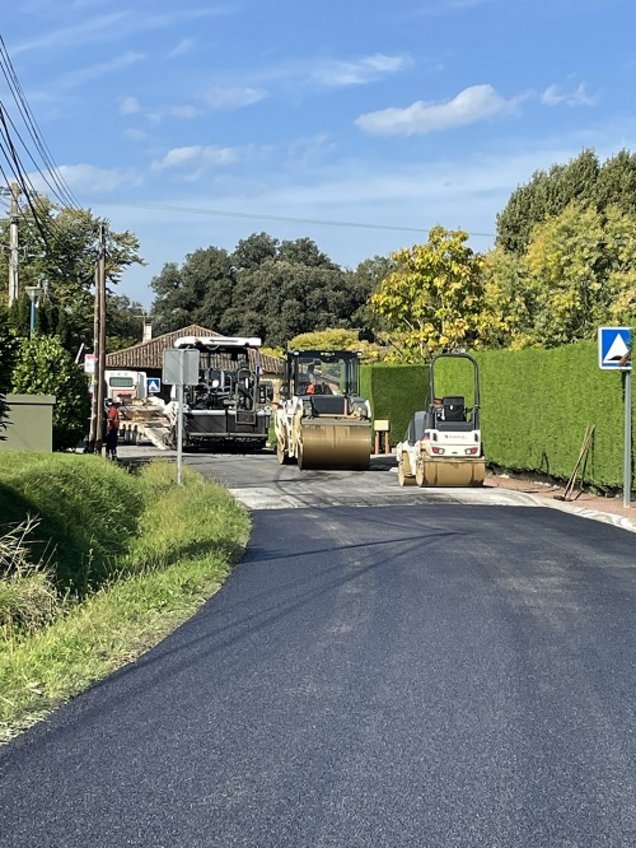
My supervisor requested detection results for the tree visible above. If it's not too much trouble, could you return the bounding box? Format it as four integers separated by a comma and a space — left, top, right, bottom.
287, 328, 385, 361
150, 247, 236, 335
476, 248, 534, 350
0, 307, 18, 438
11, 336, 90, 450
106, 294, 146, 352
370, 227, 485, 361
0, 197, 144, 354
521, 203, 636, 347
496, 148, 636, 254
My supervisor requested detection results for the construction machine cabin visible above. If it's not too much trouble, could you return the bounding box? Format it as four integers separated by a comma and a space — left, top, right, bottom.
274, 349, 372, 470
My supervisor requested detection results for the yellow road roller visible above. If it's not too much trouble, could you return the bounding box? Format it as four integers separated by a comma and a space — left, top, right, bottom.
274, 349, 372, 470
396, 352, 486, 487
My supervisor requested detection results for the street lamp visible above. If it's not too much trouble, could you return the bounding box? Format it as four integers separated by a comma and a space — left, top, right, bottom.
24, 281, 45, 337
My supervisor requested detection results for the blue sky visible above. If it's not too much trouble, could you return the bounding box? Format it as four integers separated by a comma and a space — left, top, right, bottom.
2, 0, 636, 306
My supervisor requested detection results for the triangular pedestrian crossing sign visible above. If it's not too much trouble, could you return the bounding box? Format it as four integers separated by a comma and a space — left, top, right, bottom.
603, 334, 629, 364
598, 327, 632, 370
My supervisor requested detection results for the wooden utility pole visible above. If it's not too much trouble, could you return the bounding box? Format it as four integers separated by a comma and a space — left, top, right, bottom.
88, 221, 107, 453
8, 182, 21, 306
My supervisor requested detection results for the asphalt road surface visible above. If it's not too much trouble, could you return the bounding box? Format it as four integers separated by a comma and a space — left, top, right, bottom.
1, 451, 635, 847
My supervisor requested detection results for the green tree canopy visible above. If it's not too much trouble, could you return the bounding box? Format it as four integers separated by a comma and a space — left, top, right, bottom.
0, 198, 144, 354
150, 233, 372, 347
482, 203, 636, 349
496, 148, 636, 254
11, 335, 90, 449
370, 227, 485, 362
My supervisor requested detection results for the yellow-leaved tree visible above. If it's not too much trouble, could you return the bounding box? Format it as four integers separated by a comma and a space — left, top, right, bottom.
369, 227, 485, 362
287, 328, 385, 361
523, 202, 636, 347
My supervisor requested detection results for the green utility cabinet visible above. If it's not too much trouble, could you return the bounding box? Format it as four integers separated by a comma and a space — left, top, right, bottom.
0, 394, 56, 452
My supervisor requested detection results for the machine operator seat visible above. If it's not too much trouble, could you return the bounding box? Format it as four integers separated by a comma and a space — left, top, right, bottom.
441, 396, 465, 422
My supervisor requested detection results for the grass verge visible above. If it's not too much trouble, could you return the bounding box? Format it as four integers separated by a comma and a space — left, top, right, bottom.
0, 459, 249, 743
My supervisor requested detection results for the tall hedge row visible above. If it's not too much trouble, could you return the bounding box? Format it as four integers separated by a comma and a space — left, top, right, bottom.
360, 364, 428, 446
361, 340, 635, 490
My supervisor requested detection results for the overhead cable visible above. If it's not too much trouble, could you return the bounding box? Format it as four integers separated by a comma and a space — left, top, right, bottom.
90, 200, 497, 239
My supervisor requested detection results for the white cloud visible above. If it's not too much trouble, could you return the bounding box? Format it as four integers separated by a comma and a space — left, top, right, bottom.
124, 128, 147, 141
203, 86, 269, 109
120, 96, 141, 116
356, 84, 521, 136
541, 83, 596, 107
169, 37, 195, 58
13, 12, 129, 54
29, 164, 141, 194
152, 145, 239, 171
166, 105, 204, 119
14, 7, 231, 54
55, 51, 145, 90
312, 53, 410, 87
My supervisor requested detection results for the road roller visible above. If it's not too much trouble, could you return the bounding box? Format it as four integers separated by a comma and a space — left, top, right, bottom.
396, 352, 486, 487
274, 349, 372, 470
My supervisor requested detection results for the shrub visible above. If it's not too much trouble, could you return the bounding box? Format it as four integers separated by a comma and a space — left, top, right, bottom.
11, 335, 90, 450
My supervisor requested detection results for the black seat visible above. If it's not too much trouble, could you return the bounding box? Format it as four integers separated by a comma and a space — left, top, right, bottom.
442, 395, 465, 422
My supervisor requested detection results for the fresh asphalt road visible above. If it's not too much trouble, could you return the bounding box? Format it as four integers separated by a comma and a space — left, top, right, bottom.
1, 452, 635, 847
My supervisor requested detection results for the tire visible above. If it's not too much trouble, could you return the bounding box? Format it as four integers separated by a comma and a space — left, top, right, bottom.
398, 461, 416, 487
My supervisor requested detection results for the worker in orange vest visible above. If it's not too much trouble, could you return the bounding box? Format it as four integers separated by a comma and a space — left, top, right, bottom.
105, 398, 122, 460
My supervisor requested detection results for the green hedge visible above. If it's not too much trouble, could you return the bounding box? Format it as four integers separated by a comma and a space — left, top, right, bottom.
362, 341, 635, 490
360, 364, 428, 445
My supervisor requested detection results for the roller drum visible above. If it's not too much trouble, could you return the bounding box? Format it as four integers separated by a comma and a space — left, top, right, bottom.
416, 457, 486, 487
298, 418, 371, 470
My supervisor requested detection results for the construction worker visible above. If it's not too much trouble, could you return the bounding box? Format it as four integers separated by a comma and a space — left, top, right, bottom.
105, 398, 121, 460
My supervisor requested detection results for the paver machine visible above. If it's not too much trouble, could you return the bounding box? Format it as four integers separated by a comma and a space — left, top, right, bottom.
165, 335, 271, 451
395, 352, 486, 487
274, 349, 372, 470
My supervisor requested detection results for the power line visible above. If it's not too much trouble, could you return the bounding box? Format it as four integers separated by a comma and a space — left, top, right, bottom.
0, 35, 79, 210
88, 199, 497, 239
0, 108, 52, 247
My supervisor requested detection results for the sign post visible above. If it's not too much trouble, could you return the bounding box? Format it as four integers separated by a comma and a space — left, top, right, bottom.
162, 349, 200, 485
598, 327, 632, 508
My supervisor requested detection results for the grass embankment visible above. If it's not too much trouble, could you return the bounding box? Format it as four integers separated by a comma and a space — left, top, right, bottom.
0, 454, 249, 743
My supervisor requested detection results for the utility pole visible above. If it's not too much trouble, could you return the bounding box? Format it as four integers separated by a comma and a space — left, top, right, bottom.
8, 182, 21, 306
88, 221, 107, 453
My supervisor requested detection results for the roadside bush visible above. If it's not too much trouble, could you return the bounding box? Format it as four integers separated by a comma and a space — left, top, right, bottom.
11, 335, 90, 450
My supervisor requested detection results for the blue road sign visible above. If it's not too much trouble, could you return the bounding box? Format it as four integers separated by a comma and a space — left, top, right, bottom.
147, 377, 161, 393
598, 327, 632, 371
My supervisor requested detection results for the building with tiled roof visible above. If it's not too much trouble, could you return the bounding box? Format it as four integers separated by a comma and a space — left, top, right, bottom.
106, 324, 283, 376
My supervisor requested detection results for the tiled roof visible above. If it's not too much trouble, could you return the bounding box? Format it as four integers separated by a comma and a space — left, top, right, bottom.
105, 324, 283, 375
